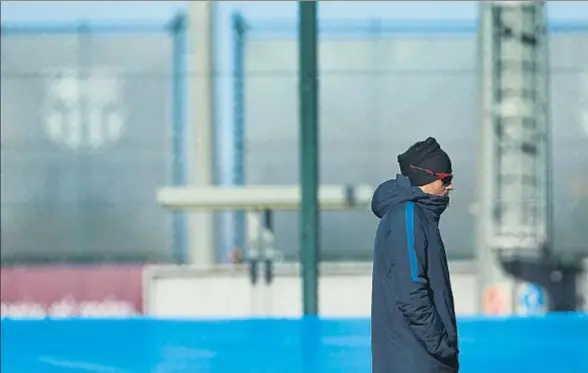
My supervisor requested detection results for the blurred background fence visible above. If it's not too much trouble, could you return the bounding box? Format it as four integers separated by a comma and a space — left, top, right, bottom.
236, 19, 588, 262
1, 16, 587, 265
0, 16, 188, 265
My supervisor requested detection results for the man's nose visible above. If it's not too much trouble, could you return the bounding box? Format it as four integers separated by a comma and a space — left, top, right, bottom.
446, 184, 454, 190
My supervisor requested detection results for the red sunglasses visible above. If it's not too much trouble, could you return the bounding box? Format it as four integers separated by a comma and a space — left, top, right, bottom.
410, 164, 453, 185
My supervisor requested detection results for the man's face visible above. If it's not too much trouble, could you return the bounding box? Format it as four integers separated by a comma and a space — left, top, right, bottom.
421, 179, 454, 197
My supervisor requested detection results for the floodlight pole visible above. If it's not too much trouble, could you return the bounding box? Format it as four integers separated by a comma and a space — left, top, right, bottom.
298, 1, 320, 316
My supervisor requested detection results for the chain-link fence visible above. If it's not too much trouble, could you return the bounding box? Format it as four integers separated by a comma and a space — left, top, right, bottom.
235, 19, 588, 261
0, 17, 188, 265
2, 17, 586, 265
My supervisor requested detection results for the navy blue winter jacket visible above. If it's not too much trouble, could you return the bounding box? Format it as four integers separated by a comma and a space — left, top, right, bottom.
370, 175, 459, 373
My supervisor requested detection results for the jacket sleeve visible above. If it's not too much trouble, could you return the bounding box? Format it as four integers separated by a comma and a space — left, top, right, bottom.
388, 202, 457, 361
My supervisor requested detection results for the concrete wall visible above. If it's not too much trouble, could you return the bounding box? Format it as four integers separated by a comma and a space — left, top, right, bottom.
144, 261, 478, 317
144, 259, 588, 317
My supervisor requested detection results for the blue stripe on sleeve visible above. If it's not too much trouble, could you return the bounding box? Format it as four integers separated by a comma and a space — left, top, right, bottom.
404, 202, 419, 282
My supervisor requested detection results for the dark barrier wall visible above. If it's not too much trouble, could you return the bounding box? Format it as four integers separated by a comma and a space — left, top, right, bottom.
1, 315, 587, 373
0, 20, 187, 264
240, 20, 588, 261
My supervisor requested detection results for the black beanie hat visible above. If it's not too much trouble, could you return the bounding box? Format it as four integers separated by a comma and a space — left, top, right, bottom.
397, 137, 452, 186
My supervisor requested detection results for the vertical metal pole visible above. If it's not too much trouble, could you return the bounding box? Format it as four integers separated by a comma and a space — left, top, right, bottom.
476, 1, 499, 314
76, 24, 89, 258
537, 3, 553, 258
232, 12, 247, 258
187, 1, 216, 266
171, 13, 187, 263
298, 1, 320, 316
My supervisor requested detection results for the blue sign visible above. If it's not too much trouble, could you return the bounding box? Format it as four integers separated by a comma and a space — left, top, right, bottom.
518, 283, 546, 314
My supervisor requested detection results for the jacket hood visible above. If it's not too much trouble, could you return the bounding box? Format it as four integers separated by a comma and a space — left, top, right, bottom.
371, 174, 449, 219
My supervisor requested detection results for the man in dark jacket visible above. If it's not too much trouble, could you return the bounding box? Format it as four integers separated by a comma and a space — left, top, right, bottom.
371, 137, 459, 373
